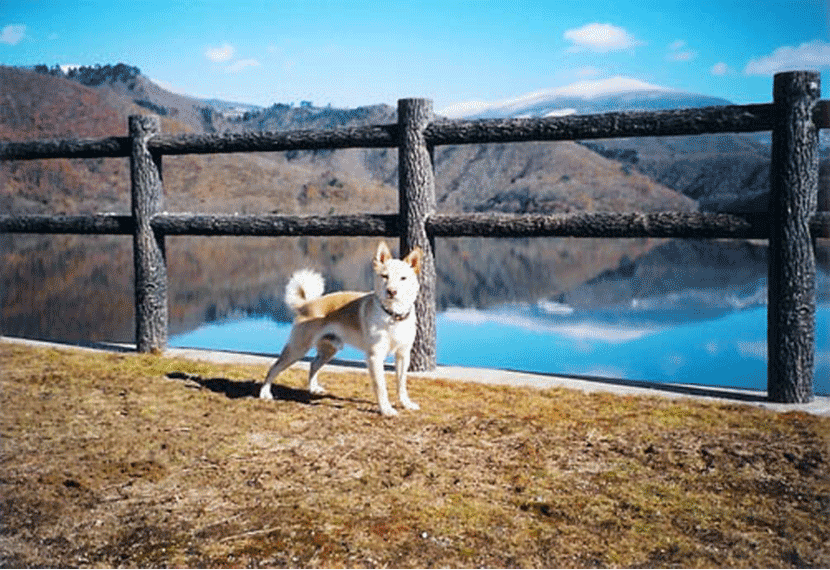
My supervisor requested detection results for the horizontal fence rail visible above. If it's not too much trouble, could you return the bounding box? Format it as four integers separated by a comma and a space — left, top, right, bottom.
1, 71, 826, 404
428, 211, 830, 239
425, 103, 781, 145
2, 211, 829, 239
3, 101, 828, 161
152, 213, 401, 237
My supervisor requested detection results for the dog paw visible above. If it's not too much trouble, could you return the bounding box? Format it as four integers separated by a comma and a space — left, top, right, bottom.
259, 384, 273, 400
308, 384, 327, 395
401, 399, 420, 411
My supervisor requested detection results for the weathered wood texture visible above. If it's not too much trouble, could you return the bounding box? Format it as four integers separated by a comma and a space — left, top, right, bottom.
2, 211, 828, 239
818, 100, 830, 131
0, 126, 397, 160
147, 125, 398, 156
0, 214, 134, 234
0, 136, 130, 160
398, 98, 437, 371
427, 212, 773, 239
767, 71, 821, 403
151, 213, 399, 236
425, 104, 781, 146
130, 116, 168, 353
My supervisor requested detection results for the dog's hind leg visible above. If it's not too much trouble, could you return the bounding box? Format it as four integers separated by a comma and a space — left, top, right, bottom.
308, 334, 342, 395
260, 328, 312, 400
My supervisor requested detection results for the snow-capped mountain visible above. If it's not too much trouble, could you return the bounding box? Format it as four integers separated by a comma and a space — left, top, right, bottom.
439, 76, 731, 119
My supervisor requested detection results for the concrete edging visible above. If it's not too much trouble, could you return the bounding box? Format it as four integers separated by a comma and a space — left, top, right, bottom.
3, 336, 829, 417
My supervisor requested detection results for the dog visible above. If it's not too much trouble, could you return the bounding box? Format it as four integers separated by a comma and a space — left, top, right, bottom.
260, 241, 423, 416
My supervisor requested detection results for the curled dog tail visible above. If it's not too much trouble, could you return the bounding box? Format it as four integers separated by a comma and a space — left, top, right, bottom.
284, 269, 325, 312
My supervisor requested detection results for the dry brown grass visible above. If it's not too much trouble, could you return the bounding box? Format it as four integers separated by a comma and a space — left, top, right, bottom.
1, 341, 829, 568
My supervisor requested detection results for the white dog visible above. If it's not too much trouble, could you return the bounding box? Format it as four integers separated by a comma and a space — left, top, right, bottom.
260, 241, 423, 416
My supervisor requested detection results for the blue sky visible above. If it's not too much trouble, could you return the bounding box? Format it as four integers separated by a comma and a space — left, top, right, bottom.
1, 0, 828, 114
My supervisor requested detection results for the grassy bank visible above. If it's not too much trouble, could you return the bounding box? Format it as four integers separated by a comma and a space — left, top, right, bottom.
1, 341, 828, 567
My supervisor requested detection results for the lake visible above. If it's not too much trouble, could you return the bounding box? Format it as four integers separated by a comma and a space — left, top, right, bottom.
3, 235, 826, 395
171, 286, 830, 396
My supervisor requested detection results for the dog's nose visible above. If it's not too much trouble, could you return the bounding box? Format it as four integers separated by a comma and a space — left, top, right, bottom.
387, 288, 396, 298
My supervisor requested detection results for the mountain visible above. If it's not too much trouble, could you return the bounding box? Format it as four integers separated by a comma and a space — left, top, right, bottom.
30, 63, 224, 133
31, 64, 757, 215
441, 76, 731, 119
444, 76, 828, 213
0, 65, 396, 216
580, 135, 772, 212
585, 131, 828, 213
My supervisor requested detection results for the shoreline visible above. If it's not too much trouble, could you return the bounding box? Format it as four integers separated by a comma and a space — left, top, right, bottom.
4, 334, 829, 417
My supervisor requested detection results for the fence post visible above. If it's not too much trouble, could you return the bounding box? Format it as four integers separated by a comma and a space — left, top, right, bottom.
398, 98, 437, 371
767, 71, 820, 403
129, 115, 168, 353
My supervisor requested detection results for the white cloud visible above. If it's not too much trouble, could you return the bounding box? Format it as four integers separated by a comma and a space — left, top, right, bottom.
668, 39, 686, 51
711, 62, 731, 76
667, 50, 697, 62
205, 43, 235, 63
574, 66, 602, 78
225, 59, 260, 73
745, 40, 830, 75
440, 308, 655, 343
1, 24, 26, 45
563, 23, 643, 53
737, 340, 766, 360
666, 39, 697, 62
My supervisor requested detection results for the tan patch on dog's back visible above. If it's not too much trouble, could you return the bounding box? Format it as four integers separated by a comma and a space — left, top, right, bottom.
295, 292, 367, 322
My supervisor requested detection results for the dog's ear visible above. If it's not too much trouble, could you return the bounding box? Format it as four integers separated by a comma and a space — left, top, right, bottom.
374, 241, 392, 272
404, 247, 423, 275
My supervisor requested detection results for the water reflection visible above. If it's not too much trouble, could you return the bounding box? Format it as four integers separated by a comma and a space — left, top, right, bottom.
169, 302, 830, 396
3, 234, 828, 395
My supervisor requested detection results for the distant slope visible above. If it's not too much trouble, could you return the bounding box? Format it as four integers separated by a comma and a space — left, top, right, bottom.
0, 66, 397, 216
223, 88, 695, 215
0, 66, 133, 214
442, 77, 829, 213
432, 142, 695, 214
583, 134, 829, 213
580, 134, 773, 212
23, 64, 696, 215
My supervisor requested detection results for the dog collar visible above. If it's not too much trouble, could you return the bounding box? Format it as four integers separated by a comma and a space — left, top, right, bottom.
381, 303, 411, 322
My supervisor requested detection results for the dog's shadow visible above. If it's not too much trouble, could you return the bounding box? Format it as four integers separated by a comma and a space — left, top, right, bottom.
166, 371, 365, 406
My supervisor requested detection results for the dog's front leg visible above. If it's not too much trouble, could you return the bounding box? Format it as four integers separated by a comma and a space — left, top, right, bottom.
367, 350, 397, 416
395, 348, 419, 411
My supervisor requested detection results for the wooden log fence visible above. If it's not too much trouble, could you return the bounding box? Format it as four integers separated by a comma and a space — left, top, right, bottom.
1, 71, 827, 403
